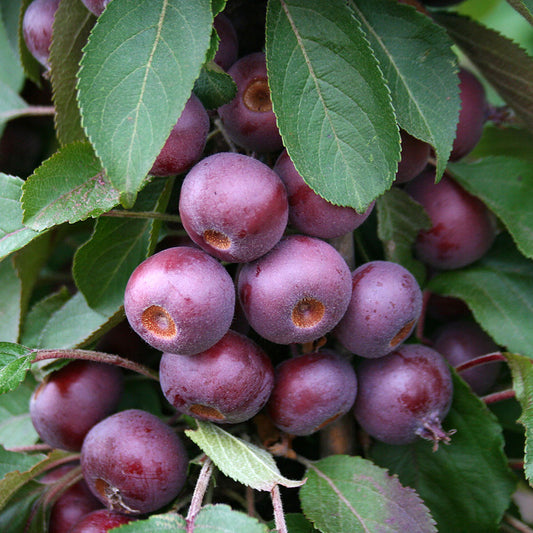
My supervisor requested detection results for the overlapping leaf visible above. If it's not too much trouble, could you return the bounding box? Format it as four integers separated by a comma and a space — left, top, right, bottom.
266, 0, 399, 212
506, 0, 533, 25
21, 142, 120, 231
348, 0, 460, 179
435, 12, 533, 132
77, 0, 213, 207
185, 421, 305, 491
428, 235, 533, 358
299, 455, 437, 533
0, 343, 34, 395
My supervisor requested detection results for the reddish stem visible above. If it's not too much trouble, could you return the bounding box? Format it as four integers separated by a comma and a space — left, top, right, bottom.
32, 349, 159, 381
271, 484, 288, 533
482, 389, 515, 404
455, 352, 506, 373
186, 457, 214, 532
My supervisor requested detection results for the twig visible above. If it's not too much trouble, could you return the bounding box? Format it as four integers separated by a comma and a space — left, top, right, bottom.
5, 444, 52, 454
271, 484, 288, 533
503, 513, 533, 533
32, 349, 159, 381
214, 118, 238, 152
0, 105, 56, 121
186, 457, 214, 532
101, 210, 182, 224
454, 352, 505, 373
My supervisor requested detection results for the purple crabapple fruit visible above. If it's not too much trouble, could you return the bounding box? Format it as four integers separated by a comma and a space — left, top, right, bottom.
41, 464, 102, 533
22, 0, 60, 68
354, 344, 454, 448
213, 13, 239, 71
450, 68, 488, 161
179, 152, 289, 263
159, 330, 274, 424
267, 350, 358, 436
68, 509, 136, 532
335, 261, 423, 359
124, 246, 235, 355
237, 235, 352, 345
273, 149, 374, 239
80, 0, 110, 16
81, 409, 188, 515
433, 320, 500, 395
30, 360, 123, 451
394, 130, 431, 184
149, 94, 209, 177
218, 52, 283, 152
405, 169, 496, 270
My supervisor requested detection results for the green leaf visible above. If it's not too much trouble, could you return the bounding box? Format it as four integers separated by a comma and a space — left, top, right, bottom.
77, 0, 213, 207
0, 5, 24, 92
0, 79, 28, 137
0, 446, 45, 482
348, 0, 460, 179
506, 0, 533, 25
21, 142, 120, 231
435, 12, 533, 132
0, 173, 44, 261
376, 187, 431, 285
193, 61, 237, 109
113, 513, 187, 532
0, 258, 21, 343
193, 504, 269, 532
427, 235, 533, 358
0, 480, 45, 533
34, 292, 124, 350
0, 448, 71, 511
73, 178, 171, 316
0, 0, 22, 57
49, 0, 95, 145
266, 0, 399, 212
470, 125, 533, 162
448, 156, 533, 260
505, 352, 533, 485
185, 420, 305, 491
19, 288, 71, 349
299, 455, 436, 533
371, 373, 517, 533
0, 343, 34, 395
0, 376, 39, 449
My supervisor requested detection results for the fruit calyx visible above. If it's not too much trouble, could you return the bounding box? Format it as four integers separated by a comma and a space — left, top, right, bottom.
416, 413, 456, 452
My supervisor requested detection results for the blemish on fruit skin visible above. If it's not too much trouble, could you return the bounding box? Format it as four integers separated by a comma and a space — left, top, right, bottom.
141, 306, 177, 339
190, 404, 226, 421
243, 78, 272, 112
291, 297, 325, 328
389, 319, 416, 348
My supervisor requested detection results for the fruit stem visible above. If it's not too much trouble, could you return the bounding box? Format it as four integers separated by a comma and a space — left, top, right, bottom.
482, 388, 515, 405
503, 513, 533, 533
213, 118, 238, 152
102, 210, 182, 224
271, 484, 288, 533
1, 105, 55, 121
32, 349, 159, 381
5, 443, 52, 453
454, 351, 505, 373
186, 456, 214, 532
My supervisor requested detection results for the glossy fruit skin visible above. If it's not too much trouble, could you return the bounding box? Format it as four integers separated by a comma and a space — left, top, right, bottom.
68, 509, 135, 532
405, 169, 496, 270
394, 130, 430, 184
213, 13, 239, 70
124, 246, 235, 355
81, 409, 188, 515
30, 361, 123, 452
159, 330, 274, 424
179, 152, 288, 263
267, 350, 357, 436
353, 344, 453, 446
335, 261, 423, 359
22, 0, 60, 67
218, 52, 283, 152
80, 0, 110, 16
273, 149, 374, 239
149, 94, 209, 177
433, 320, 500, 395
41, 464, 102, 533
450, 68, 487, 161
238, 235, 352, 345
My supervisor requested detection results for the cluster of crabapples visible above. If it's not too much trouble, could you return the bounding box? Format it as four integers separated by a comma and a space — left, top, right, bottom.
23, 0, 503, 528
